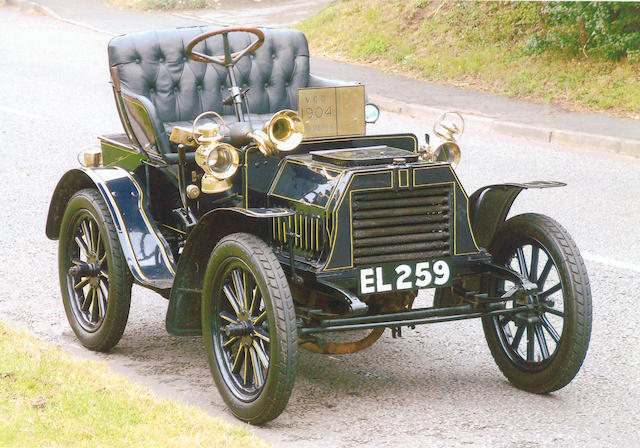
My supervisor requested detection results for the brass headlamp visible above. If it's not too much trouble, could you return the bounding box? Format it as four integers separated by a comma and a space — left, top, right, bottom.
419, 111, 464, 167
188, 111, 240, 194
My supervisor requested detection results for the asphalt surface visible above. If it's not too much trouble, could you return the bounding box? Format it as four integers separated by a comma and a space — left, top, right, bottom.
1, 6, 640, 448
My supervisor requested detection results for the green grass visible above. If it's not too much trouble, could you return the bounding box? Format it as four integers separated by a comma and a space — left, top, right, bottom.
0, 322, 269, 448
297, 0, 640, 117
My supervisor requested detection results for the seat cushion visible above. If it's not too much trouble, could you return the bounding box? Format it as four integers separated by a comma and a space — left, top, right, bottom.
109, 27, 310, 123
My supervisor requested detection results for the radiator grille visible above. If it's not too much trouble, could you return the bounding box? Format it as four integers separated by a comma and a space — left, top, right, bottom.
351, 186, 452, 266
273, 213, 323, 254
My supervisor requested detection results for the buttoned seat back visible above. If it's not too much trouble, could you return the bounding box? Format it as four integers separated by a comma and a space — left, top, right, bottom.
108, 27, 311, 155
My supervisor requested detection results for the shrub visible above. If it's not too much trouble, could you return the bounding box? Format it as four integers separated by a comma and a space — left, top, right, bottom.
525, 2, 640, 60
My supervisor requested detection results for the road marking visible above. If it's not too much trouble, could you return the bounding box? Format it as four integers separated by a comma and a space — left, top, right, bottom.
582, 252, 640, 273
0, 105, 44, 121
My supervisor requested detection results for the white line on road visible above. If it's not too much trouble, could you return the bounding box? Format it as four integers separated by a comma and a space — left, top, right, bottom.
0, 105, 44, 121
583, 252, 640, 273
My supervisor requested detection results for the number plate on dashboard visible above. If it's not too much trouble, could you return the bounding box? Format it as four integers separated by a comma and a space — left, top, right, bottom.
357, 259, 452, 295
297, 85, 365, 138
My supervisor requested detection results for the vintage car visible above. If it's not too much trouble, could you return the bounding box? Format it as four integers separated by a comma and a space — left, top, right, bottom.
46, 26, 592, 424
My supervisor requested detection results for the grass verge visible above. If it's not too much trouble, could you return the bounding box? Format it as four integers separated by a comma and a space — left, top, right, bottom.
0, 321, 269, 448
297, 0, 640, 118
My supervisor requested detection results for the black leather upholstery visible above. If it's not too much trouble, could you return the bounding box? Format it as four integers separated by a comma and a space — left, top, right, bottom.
108, 27, 350, 155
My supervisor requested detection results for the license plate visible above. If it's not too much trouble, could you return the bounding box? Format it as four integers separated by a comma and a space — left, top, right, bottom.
357, 259, 452, 295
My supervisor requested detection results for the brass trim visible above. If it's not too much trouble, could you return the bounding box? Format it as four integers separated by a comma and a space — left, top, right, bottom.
398, 168, 409, 188
162, 223, 187, 235
186, 184, 200, 199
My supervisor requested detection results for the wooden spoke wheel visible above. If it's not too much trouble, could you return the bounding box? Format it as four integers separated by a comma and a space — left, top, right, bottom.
59, 189, 131, 352
482, 213, 592, 393
202, 233, 297, 424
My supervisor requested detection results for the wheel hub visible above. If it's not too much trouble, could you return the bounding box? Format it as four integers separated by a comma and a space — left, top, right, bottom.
68, 260, 101, 279
224, 320, 254, 337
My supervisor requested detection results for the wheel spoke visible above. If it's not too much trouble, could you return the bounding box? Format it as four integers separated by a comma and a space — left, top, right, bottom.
516, 247, 528, 277
249, 286, 260, 316
95, 231, 102, 258
223, 336, 239, 348
91, 288, 100, 323
81, 220, 92, 251
231, 270, 245, 311
526, 325, 535, 361
510, 325, 525, 349
252, 340, 269, 369
529, 246, 539, 281
242, 271, 250, 310
99, 254, 107, 265
253, 327, 270, 343
81, 288, 93, 312
539, 282, 562, 299
232, 346, 245, 373
98, 281, 108, 304
74, 236, 90, 258
535, 325, 550, 359
222, 284, 242, 317
253, 310, 267, 326
537, 258, 553, 289
219, 311, 238, 324
89, 220, 97, 253
242, 346, 249, 385
543, 306, 565, 318
96, 285, 106, 319
250, 347, 264, 388
74, 277, 89, 290
540, 315, 561, 342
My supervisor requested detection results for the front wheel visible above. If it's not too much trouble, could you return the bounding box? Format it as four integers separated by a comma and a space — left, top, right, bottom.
482, 213, 592, 393
202, 233, 297, 424
58, 188, 132, 352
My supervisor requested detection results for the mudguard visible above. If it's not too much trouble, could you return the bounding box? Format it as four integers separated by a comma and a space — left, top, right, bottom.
46, 167, 176, 289
468, 181, 565, 248
166, 207, 294, 336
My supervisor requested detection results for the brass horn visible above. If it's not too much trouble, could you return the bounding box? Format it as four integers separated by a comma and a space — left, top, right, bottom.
250, 109, 304, 156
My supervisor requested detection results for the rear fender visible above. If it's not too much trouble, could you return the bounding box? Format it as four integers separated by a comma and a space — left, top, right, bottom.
166, 207, 294, 336
46, 167, 176, 289
468, 181, 565, 248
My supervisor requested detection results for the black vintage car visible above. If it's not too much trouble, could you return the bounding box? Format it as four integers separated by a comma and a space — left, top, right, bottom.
46, 26, 592, 424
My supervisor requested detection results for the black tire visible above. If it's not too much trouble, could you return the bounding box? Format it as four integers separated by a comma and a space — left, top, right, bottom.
482, 213, 591, 393
202, 233, 297, 424
59, 188, 132, 352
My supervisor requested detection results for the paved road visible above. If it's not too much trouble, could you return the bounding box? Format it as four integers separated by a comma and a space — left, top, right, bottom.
1, 8, 639, 448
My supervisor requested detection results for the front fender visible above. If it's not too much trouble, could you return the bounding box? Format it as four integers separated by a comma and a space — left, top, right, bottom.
46, 167, 176, 289
468, 181, 565, 248
166, 207, 293, 336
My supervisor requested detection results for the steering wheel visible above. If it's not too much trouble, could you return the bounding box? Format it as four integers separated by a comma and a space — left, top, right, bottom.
185, 27, 265, 67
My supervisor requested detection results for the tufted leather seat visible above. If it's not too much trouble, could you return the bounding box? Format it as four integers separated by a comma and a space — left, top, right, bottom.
108, 27, 352, 156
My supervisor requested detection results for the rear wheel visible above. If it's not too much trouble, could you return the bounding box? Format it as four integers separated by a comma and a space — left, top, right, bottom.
202, 233, 297, 424
482, 213, 591, 393
59, 188, 132, 352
